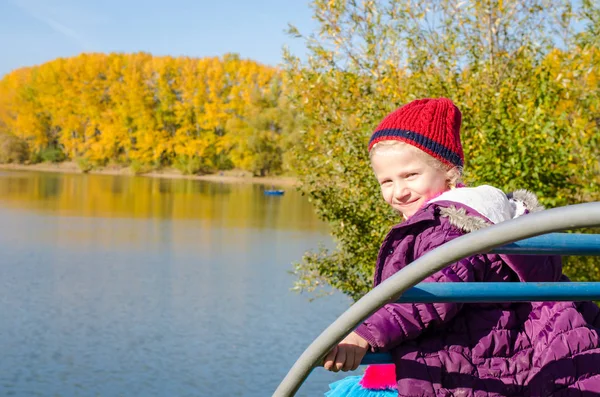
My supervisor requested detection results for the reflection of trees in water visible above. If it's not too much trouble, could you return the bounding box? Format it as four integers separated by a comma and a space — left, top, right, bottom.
157, 179, 172, 194
191, 179, 233, 196
110, 176, 124, 194
0, 171, 326, 232
38, 174, 61, 199
0, 172, 33, 196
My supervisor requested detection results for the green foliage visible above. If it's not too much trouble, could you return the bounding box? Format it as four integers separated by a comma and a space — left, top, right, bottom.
31, 146, 66, 163
564, 250, 600, 282
0, 133, 29, 163
129, 159, 155, 175
75, 157, 94, 173
286, 0, 600, 300
224, 81, 295, 176
173, 155, 205, 175
245, 132, 283, 177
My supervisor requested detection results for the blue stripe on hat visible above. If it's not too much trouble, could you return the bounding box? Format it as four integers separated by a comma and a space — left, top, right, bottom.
369, 128, 463, 167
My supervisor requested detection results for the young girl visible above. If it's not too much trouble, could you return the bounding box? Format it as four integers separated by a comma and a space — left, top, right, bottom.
324, 98, 600, 396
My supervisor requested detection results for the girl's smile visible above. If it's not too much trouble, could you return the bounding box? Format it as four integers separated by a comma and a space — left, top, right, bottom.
371, 145, 451, 218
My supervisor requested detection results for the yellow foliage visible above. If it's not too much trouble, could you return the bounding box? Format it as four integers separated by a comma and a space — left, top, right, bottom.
0, 52, 290, 175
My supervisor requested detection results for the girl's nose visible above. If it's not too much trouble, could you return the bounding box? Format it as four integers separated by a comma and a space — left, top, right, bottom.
393, 183, 410, 202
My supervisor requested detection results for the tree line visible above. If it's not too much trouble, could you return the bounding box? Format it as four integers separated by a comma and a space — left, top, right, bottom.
0, 52, 299, 176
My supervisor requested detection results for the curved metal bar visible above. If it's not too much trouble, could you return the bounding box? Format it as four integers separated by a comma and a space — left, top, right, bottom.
273, 202, 600, 396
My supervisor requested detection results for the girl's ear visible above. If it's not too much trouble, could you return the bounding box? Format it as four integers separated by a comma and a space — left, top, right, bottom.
446, 167, 460, 189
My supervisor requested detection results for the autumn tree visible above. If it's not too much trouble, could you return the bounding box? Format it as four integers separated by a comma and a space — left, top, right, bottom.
0, 53, 297, 176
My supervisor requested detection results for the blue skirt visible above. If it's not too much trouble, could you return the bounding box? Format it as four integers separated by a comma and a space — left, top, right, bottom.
325, 375, 397, 397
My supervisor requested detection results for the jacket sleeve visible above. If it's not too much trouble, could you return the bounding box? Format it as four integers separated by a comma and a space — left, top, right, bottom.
354, 226, 475, 352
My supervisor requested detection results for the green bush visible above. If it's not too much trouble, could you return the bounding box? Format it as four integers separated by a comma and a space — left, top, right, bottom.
173, 155, 205, 175
30, 146, 66, 163
286, 0, 600, 300
75, 157, 94, 173
129, 159, 154, 175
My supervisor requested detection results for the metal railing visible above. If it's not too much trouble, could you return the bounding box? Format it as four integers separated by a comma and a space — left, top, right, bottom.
273, 202, 600, 396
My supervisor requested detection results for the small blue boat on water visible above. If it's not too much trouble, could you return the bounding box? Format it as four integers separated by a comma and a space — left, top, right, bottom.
264, 189, 285, 196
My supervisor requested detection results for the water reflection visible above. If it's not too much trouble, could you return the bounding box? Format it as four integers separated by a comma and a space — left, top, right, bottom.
0, 170, 350, 396
0, 171, 323, 231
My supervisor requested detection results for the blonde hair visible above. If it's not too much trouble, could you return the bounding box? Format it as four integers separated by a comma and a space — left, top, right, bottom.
370, 140, 463, 188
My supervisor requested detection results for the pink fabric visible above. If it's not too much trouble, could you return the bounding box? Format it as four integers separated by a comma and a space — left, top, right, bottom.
359, 364, 397, 390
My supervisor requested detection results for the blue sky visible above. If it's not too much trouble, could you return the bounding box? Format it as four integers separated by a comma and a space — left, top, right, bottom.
0, 0, 317, 78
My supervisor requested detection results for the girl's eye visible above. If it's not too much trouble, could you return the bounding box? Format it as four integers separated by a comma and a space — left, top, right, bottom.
405, 173, 418, 179
380, 180, 392, 186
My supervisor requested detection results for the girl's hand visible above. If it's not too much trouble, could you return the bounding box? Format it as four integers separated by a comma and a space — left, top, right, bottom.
323, 331, 369, 372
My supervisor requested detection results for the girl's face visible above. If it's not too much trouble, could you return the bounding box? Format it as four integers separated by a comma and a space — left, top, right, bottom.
371, 145, 451, 218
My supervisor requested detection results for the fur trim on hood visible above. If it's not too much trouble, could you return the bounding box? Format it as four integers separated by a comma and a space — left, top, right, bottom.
429, 185, 544, 233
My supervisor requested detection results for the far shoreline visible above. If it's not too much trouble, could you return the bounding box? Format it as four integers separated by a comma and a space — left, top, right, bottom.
0, 162, 299, 187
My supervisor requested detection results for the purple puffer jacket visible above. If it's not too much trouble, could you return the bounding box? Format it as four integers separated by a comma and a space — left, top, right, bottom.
354, 186, 600, 396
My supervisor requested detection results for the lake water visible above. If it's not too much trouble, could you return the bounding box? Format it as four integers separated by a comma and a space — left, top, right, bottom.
0, 170, 353, 396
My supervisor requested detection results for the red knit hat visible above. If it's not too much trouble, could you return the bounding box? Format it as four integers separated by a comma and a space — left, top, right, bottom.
368, 98, 464, 167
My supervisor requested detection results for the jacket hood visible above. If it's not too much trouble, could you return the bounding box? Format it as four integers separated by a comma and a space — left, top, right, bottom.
427, 185, 557, 283
429, 185, 544, 233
